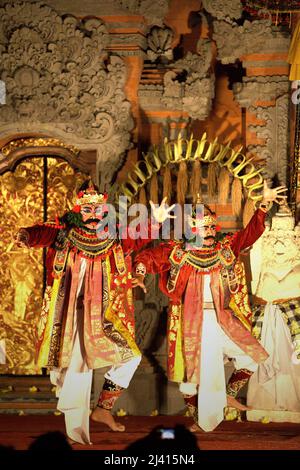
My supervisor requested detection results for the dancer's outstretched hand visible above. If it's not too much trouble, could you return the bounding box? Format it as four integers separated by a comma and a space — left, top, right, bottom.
151, 197, 177, 223
262, 180, 288, 204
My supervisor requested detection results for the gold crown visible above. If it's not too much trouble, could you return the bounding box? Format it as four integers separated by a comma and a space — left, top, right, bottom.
200, 214, 217, 226
188, 214, 217, 228
76, 187, 108, 206
189, 194, 217, 227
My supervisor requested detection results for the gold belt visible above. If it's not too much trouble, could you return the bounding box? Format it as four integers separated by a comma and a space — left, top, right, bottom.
252, 296, 300, 305
203, 302, 214, 309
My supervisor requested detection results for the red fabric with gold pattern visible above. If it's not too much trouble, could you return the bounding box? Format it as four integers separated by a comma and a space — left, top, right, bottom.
226, 368, 253, 397
183, 394, 198, 423
21, 219, 155, 368
134, 209, 269, 384
97, 378, 124, 410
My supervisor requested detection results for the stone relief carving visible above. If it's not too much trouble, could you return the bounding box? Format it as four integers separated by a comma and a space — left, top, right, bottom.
176, 38, 213, 75
162, 39, 214, 120
110, 34, 147, 55
118, 0, 170, 26
147, 25, 173, 62
247, 94, 289, 184
202, 0, 242, 21
233, 76, 290, 108
0, 1, 134, 188
162, 74, 214, 121
140, 38, 214, 121
213, 18, 289, 64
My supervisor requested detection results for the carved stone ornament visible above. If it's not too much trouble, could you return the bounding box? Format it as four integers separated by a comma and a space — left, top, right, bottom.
202, 0, 242, 21
147, 25, 174, 62
247, 94, 289, 184
233, 76, 290, 108
251, 204, 300, 302
0, 1, 134, 187
118, 0, 170, 26
139, 38, 214, 121
162, 39, 214, 120
176, 38, 213, 75
213, 18, 289, 64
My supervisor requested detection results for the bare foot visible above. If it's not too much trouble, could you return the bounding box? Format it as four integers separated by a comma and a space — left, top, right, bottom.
189, 423, 202, 433
67, 437, 93, 446
226, 395, 251, 411
90, 407, 125, 432
67, 437, 77, 446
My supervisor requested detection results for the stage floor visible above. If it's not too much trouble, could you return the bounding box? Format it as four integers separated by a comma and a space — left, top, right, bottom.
1, 414, 300, 450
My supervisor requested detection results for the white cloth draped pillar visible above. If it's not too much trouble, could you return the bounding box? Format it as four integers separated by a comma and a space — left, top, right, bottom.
247, 304, 300, 412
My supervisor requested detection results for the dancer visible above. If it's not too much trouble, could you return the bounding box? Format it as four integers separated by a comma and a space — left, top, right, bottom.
133, 181, 287, 432
15, 181, 173, 444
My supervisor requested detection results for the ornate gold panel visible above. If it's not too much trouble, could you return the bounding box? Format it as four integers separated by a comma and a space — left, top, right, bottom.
0, 157, 86, 374
46, 158, 86, 219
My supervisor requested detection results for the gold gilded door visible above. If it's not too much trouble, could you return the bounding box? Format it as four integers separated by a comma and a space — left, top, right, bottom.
0, 157, 86, 374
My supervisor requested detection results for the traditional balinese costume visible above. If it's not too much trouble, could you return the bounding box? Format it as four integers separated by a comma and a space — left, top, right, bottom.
247, 205, 300, 422
18, 186, 155, 444
134, 208, 268, 431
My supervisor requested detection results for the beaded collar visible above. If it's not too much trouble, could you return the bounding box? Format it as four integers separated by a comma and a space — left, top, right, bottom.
169, 243, 235, 273
68, 226, 116, 259
186, 249, 220, 271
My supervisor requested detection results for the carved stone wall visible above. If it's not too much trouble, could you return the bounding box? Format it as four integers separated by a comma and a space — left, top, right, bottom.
0, 0, 170, 27
213, 17, 290, 65
233, 76, 289, 108
247, 95, 290, 183
139, 36, 215, 122
233, 77, 290, 183
208, 6, 291, 185
0, 1, 134, 189
202, 0, 242, 21
118, 0, 170, 26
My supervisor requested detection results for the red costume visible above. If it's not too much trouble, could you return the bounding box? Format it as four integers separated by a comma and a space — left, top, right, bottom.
18, 185, 157, 444
21, 221, 152, 369
134, 208, 268, 430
